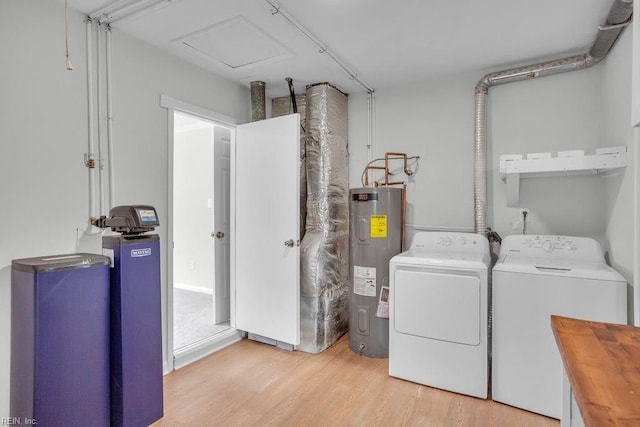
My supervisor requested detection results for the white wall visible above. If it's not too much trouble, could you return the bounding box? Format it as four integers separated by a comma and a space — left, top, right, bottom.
600, 30, 635, 321
349, 71, 477, 236
349, 64, 605, 244
0, 1, 249, 416
489, 67, 604, 240
174, 125, 215, 292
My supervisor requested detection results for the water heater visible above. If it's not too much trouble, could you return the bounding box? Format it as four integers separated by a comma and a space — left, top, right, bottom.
349, 187, 403, 357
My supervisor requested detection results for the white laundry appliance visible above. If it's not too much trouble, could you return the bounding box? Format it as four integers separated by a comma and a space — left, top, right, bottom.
389, 232, 491, 399
492, 235, 627, 419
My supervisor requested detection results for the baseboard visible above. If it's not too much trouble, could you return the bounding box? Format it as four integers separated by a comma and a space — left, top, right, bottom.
173, 328, 245, 369
174, 282, 213, 295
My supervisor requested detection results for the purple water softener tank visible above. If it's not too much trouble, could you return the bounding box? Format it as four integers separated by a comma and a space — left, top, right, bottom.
104, 234, 163, 427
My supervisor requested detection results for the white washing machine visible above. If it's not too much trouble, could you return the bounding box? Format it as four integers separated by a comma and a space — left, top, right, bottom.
389, 232, 490, 399
492, 235, 627, 419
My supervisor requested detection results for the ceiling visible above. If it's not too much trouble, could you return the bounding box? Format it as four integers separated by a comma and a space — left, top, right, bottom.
68, 0, 613, 98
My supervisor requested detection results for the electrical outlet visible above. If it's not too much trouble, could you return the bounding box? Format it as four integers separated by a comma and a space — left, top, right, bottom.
519, 208, 531, 223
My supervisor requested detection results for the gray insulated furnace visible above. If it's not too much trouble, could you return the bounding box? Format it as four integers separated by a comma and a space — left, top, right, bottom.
349, 187, 403, 357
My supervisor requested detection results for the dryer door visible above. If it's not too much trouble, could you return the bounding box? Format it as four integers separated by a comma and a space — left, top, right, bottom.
394, 269, 480, 345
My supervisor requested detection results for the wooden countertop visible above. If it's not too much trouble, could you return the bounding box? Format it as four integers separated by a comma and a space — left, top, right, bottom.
551, 315, 640, 427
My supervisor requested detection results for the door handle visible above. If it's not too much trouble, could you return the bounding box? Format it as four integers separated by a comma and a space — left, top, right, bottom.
284, 239, 294, 247
213, 231, 225, 239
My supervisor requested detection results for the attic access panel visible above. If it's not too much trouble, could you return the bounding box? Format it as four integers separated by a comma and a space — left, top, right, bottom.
174, 16, 292, 71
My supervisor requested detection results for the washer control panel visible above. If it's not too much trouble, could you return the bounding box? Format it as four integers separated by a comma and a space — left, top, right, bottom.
520, 235, 578, 253
500, 235, 603, 261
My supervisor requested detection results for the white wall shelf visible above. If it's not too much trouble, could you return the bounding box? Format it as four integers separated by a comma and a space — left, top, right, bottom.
499, 146, 627, 207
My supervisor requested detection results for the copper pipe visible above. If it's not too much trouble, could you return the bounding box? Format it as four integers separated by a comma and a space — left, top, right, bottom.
384, 152, 412, 181
364, 151, 416, 250
364, 153, 412, 187
364, 164, 387, 186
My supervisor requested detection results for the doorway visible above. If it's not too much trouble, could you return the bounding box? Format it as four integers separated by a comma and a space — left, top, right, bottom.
172, 111, 232, 357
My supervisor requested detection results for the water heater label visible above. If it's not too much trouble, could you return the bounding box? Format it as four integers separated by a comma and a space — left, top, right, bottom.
354, 266, 377, 297
376, 286, 390, 318
370, 215, 387, 238
131, 248, 152, 258
352, 192, 378, 201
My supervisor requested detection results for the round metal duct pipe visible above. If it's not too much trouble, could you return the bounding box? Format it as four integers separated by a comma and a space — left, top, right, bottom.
250, 81, 266, 122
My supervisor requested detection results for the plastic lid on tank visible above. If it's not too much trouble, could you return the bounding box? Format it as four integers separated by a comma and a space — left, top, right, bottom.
12, 253, 110, 273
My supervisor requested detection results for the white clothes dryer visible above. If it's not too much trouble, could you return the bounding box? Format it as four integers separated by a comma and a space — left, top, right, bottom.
492, 235, 627, 419
389, 232, 490, 399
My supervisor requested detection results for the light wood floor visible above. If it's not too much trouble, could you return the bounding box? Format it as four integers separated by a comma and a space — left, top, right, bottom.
153, 334, 559, 426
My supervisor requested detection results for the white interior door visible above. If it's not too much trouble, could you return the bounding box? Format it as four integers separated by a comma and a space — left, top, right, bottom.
214, 128, 231, 324
233, 114, 300, 345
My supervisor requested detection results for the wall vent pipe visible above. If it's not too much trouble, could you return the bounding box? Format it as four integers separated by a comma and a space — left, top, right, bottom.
250, 81, 266, 122
473, 0, 632, 235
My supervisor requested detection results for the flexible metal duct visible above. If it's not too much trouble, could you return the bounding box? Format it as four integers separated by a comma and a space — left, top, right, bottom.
250, 81, 266, 122
299, 83, 349, 353
272, 95, 308, 238
473, 0, 633, 234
